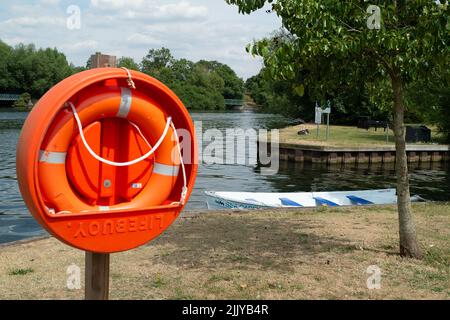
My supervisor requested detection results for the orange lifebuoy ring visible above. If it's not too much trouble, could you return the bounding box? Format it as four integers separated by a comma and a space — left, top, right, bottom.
16, 68, 198, 253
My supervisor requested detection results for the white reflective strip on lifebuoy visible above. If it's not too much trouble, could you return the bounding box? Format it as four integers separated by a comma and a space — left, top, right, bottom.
153, 163, 180, 176
117, 87, 132, 118
39, 150, 66, 164
98, 206, 110, 211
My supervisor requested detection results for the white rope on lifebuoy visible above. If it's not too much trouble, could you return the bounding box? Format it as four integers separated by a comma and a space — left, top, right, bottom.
66, 67, 188, 205
170, 122, 188, 205
67, 101, 172, 167
121, 67, 136, 89
67, 101, 188, 205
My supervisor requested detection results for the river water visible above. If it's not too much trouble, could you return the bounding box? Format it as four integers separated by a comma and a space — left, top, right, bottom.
1, 110, 449, 244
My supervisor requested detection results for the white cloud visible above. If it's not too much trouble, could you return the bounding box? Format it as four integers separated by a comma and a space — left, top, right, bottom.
91, 0, 208, 21
0, 16, 65, 28
155, 1, 208, 19
1, 36, 27, 46
61, 40, 99, 52
0, 0, 280, 79
39, 0, 60, 5
90, 0, 145, 10
126, 33, 162, 46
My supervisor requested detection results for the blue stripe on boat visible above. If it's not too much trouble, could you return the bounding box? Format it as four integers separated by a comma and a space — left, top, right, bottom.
314, 197, 340, 206
346, 195, 374, 205
279, 198, 303, 207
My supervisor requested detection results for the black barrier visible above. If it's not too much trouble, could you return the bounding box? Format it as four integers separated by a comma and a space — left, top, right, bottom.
406, 125, 431, 143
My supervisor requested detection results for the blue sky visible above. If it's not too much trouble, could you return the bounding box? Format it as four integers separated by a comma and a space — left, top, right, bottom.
0, 0, 281, 79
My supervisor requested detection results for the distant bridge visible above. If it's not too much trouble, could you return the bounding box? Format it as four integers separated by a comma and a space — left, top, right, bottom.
0, 94, 20, 102
224, 99, 245, 107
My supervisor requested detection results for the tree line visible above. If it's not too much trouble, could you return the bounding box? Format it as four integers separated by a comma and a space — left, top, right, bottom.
0, 41, 244, 111
118, 48, 244, 110
0, 41, 75, 100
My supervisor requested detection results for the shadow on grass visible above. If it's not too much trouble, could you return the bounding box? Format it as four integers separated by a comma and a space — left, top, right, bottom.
147, 214, 358, 272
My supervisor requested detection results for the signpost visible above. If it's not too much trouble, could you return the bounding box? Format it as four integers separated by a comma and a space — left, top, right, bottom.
315, 103, 321, 138
314, 101, 332, 140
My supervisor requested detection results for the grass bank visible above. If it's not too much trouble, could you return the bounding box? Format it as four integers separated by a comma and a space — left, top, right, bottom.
0, 203, 449, 299
278, 124, 445, 148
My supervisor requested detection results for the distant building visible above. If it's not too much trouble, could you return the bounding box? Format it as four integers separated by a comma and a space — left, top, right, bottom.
89, 52, 117, 68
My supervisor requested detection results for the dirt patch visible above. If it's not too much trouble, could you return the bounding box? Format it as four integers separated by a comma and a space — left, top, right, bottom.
0, 203, 449, 299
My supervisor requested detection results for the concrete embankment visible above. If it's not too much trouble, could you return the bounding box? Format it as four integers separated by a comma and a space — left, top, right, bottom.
266, 124, 450, 165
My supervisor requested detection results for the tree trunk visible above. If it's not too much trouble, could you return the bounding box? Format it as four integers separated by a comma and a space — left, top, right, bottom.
391, 71, 422, 259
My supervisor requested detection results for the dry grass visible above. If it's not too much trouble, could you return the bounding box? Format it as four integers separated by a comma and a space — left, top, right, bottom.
0, 203, 449, 300
278, 124, 444, 148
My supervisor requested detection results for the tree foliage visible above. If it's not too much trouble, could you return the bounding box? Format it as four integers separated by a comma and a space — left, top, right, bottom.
139, 48, 243, 110
246, 68, 313, 118
196, 60, 244, 99
117, 56, 139, 70
407, 63, 450, 141
246, 65, 393, 124
0, 40, 76, 98
0, 42, 244, 111
229, 1, 448, 105
227, 0, 449, 259
141, 47, 174, 73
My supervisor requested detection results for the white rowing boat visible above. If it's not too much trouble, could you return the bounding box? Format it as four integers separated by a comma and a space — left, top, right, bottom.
205, 189, 423, 209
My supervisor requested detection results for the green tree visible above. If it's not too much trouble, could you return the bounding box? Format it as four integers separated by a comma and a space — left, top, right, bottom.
170, 62, 226, 110
227, 0, 449, 259
246, 68, 312, 118
69, 63, 87, 75
197, 60, 245, 99
118, 56, 139, 70
31, 47, 73, 97
191, 63, 225, 91
2, 43, 72, 98
407, 64, 450, 141
139, 48, 241, 110
245, 31, 391, 123
171, 58, 195, 82
0, 40, 12, 91
141, 47, 174, 76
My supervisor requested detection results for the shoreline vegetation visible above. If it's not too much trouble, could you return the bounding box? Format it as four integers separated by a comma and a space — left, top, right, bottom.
1, 203, 448, 300
0, 42, 244, 112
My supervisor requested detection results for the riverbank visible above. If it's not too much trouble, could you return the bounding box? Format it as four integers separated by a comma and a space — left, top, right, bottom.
278, 124, 445, 148
269, 124, 450, 164
0, 203, 449, 299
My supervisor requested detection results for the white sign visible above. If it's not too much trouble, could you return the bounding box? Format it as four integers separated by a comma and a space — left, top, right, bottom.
315, 107, 322, 124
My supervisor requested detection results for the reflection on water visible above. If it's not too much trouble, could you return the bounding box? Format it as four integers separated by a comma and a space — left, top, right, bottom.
1, 110, 449, 244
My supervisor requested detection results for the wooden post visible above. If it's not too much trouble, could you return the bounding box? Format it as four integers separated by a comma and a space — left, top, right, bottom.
85, 252, 110, 300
